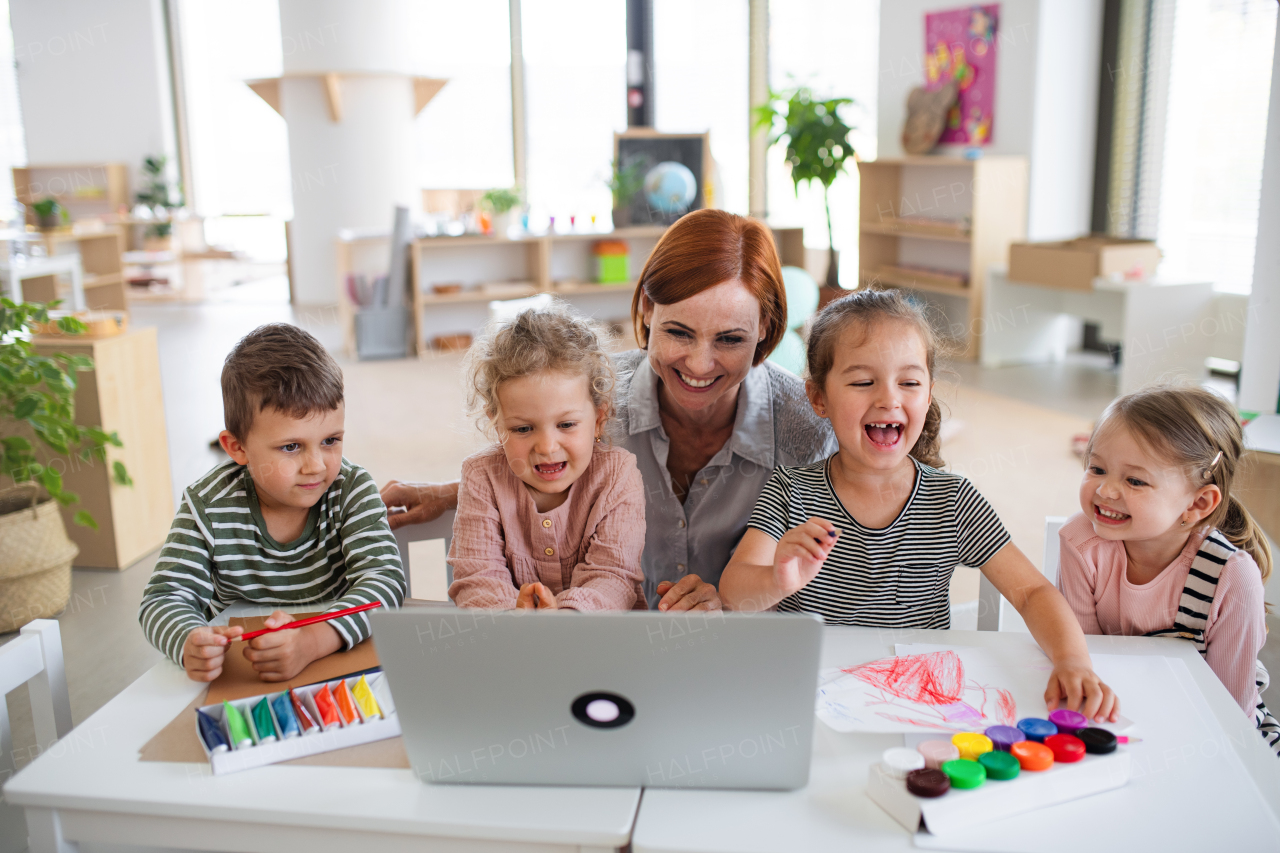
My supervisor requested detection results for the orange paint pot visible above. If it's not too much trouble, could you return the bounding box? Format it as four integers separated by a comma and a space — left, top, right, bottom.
313, 683, 342, 730
1010, 740, 1054, 771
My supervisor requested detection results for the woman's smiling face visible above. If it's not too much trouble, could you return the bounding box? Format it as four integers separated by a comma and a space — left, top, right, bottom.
642, 278, 765, 414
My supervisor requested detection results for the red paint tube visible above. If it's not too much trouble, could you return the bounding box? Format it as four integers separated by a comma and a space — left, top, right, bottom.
312, 683, 342, 730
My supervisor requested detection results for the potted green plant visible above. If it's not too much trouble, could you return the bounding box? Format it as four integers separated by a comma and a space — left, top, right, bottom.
0, 299, 131, 632
478, 187, 522, 236
31, 197, 67, 230
754, 86, 857, 290
607, 159, 645, 229
135, 154, 184, 248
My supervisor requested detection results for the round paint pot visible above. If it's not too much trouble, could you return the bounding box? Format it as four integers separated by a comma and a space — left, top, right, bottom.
906, 768, 952, 798
978, 749, 1021, 780
881, 746, 926, 779
1010, 740, 1054, 771
1017, 717, 1058, 742
983, 725, 1024, 752
1048, 708, 1088, 735
941, 758, 987, 789
917, 739, 960, 770
1045, 733, 1086, 763
951, 732, 993, 761
1077, 727, 1118, 754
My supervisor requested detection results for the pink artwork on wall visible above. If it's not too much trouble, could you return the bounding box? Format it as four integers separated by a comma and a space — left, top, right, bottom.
924, 4, 999, 146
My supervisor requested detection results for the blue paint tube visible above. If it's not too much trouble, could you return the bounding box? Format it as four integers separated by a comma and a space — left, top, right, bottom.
271, 691, 301, 739
197, 708, 229, 753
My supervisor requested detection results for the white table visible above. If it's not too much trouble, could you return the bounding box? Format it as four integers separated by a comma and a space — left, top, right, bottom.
0, 254, 85, 310
981, 268, 1215, 395
3, 607, 639, 853
632, 628, 1280, 852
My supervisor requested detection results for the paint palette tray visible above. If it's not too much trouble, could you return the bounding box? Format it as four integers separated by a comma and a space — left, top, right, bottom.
195, 670, 401, 776
867, 750, 1130, 836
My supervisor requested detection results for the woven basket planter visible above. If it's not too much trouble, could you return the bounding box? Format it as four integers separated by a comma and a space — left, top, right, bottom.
0, 485, 78, 634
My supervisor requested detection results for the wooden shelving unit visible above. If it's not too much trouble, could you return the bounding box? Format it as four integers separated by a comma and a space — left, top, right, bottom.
14, 163, 129, 225
19, 229, 128, 311
336, 224, 804, 357
857, 156, 1027, 359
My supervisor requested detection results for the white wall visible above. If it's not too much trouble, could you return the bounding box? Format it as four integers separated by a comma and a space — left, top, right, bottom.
877, 0, 1102, 240
10, 0, 177, 182
1239, 16, 1280, 416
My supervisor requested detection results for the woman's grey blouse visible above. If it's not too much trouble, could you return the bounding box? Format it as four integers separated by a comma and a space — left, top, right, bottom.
611, 349, 837, 608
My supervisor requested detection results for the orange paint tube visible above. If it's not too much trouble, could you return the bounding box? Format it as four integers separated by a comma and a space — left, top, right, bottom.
313, 683, 342, 730
333, 679, 360, 725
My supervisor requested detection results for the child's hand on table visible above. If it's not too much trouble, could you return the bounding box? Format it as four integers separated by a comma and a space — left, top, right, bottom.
516, 582, 558, 610
773, 518, 839, 598
242, 610, 343, 682
1045, 656, 1120, 723
182, 625, 243, 682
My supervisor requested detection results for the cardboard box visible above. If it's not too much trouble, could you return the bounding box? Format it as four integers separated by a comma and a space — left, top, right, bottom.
866, 751, 1130, 836
1008, 237, 1161, 291
196, 671, 400, 775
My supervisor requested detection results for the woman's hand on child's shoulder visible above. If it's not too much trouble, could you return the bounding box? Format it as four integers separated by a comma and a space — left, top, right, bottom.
773, 518, 840, 598
516, 582, 558, 610
1045, 656, 1120, 723
182, 625, 243, 682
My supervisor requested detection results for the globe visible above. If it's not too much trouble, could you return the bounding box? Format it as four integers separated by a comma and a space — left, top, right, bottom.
644, 161, 697, 215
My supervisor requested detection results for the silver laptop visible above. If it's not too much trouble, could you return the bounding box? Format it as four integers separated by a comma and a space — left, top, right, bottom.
371, 609, 823, 790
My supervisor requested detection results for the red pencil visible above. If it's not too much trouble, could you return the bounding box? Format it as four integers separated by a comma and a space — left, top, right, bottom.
237, 602, 383, 641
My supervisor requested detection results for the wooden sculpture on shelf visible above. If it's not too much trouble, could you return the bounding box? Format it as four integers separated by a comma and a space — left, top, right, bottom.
901, 81, 958, 155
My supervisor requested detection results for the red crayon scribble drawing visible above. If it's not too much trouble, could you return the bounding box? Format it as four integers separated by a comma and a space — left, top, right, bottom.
841, 651, 1017, 730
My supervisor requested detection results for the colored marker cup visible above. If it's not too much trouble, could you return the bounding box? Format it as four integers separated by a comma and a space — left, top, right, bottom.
1045, 733, 1086, 763
917, 739, 960, 770
951, 732, 993, 761
941, 758, 987, 789
1048, 708, 1088, 735
978, 750, 1021, 780
984, 725, 1024, 751
906, 768, 951, 798
1077, 727, 1118, 754
881, 747, 926, 779
1010, 740, 1054, 771
1017, 717, 1058, 742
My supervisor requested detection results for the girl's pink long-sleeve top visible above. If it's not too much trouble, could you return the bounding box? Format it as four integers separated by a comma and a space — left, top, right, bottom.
1058, 512, 1267, 715
448, 443, 647, 611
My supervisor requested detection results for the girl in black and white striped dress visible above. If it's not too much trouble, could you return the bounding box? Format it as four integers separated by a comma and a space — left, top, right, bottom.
720, 289, 1120, 722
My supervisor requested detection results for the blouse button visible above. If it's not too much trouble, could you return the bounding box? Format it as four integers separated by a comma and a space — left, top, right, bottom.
545, 547, 555, 556
677, 563, 686, 572
700, 478, 709, 486
678, 519, 686, 528
542, 519, 552, 528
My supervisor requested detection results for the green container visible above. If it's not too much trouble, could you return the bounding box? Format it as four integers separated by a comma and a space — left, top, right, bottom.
597, 254, 629, 284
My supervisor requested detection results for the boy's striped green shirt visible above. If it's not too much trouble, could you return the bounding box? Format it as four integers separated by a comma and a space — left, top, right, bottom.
138, 457, 406, 665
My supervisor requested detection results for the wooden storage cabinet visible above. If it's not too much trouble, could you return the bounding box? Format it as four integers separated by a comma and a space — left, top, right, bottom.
857, 156, 1028, 359
21, 230, 128, 311
32, 327, 174, 569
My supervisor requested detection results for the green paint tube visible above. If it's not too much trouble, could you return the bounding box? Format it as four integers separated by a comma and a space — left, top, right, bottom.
223, 701, 254, 749
252, 697, 277, 743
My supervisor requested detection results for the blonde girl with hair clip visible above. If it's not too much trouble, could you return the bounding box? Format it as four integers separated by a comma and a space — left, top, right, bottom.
1059, 384, 1278, 755
447, 302, 647, 611
721, 289, 1120, 723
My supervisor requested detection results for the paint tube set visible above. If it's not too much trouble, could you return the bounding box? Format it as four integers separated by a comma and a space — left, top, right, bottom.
193, 670, 401, 775
867, 709, 1132, 836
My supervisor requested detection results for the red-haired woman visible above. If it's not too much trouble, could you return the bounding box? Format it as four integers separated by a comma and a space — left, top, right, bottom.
382, 209, 835, 610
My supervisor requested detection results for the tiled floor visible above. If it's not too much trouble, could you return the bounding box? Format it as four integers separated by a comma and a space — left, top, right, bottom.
3, 282, 1276, 846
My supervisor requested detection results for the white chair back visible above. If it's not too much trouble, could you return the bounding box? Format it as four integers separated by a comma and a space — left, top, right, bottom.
0, 619, 72, 853
976, 516, 1069, 632
393, 509, 457, 603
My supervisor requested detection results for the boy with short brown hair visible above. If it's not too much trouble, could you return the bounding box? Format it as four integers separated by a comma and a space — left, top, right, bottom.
139, 323, 405, 682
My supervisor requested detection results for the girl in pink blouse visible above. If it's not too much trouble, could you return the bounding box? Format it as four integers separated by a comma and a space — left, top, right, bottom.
448, 302, 646, 611
1059, 384, 1277, 755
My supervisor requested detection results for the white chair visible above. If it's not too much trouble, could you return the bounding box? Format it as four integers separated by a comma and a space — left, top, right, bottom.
0, 620, 72, 853
393, 509, 457, 603
976, 516, 1068, 632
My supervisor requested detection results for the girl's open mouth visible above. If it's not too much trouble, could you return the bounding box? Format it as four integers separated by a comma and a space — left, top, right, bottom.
1093, 504, 1130, 525
864, 422, 904, 447
534, 461, 567, 480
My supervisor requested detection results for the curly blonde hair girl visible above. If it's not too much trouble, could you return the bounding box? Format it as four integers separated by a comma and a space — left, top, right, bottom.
463, 300, 618, 442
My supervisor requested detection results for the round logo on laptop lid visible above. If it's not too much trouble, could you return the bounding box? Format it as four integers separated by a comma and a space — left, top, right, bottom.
571, 692, 635, 729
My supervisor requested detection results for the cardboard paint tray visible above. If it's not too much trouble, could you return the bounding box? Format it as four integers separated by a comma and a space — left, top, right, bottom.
866, 750, 1130, 836
195, 670, 400, 775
